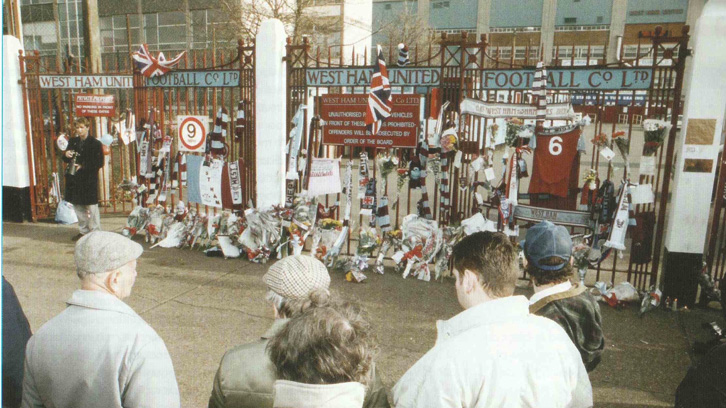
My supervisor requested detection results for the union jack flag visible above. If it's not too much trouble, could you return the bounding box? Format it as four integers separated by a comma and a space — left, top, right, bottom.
132, 44, 185, 78
365, 45, 392, 136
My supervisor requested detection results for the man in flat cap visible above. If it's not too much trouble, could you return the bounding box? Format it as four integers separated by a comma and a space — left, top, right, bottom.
21, 231, 180, 408
209, 255, 389, 408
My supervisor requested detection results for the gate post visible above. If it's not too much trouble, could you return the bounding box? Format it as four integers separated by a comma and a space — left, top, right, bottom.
663, 0, 726, 307
255, 19, 287, 208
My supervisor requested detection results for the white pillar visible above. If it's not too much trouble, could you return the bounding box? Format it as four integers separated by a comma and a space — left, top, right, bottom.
663, 0, 726, 302
3, 36, 31, 189
255, 19, 287, 209
540, 0, 556, 64
607, 0, 628, 63
417, 0, 430, 32
475, 0, 492, 37
341, 0, 371, 64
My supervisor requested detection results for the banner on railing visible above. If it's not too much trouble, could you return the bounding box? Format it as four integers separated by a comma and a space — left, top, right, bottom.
460, 99, 576, 120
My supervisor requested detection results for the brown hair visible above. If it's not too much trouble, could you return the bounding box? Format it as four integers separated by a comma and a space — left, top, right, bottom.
74, 117, 90, 127
451, 231, 519, 298
267, 299, 377, 386
526, 256, 573, 286
268, 288, 332, 319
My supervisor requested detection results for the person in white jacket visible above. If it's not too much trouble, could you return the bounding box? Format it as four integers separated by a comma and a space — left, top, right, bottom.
393, 231, 593, 408
21, 231, 180, 408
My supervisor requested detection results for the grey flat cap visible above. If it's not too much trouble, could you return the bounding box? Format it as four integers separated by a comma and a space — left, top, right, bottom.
75, 231, 143, 275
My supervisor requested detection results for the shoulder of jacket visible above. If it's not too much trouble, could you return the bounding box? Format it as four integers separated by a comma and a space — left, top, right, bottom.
220, 339, 271, 367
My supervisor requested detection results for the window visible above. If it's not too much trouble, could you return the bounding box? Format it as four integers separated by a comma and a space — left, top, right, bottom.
494, 46, 512, 59
432, 1, 449, 9
564, 17, 577, 24
384, 3, 392, 9
514, 46, 539, 60
596, 16, 603, 23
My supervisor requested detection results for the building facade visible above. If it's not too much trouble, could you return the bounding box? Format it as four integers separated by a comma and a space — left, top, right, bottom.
373, 0, 708, 63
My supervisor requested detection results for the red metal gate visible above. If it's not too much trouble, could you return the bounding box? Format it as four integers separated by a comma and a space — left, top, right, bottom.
18, 41, 256, 219
286, 26, 690, 289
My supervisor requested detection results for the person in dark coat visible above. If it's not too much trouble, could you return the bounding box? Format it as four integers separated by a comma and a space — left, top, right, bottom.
2, 277, 32, 408
523, 221, 605, 372
63, 117, 105, 240
675, 341, 726, 407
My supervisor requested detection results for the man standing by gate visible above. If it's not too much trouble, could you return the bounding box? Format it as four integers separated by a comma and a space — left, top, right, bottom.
63, 117, 104, 240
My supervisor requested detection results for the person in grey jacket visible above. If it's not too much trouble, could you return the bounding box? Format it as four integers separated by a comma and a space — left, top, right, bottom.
209, 255, 389, 408
21, 231, 180, 408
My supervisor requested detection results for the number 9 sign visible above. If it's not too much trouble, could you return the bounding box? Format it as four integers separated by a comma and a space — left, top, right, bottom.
178, 115, 208, 152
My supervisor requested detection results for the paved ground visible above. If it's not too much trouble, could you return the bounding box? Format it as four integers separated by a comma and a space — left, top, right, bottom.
3, 215, 724, 408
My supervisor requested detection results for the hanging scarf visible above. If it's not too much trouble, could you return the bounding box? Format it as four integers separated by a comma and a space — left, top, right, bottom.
377, 196, 391, 231
603, 182, 630, 251
235, 100, 246, 140
439, 152, 451, 224
418, 176, 432, 220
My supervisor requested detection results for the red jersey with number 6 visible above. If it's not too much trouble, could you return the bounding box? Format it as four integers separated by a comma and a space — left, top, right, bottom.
528, 125, 582, 198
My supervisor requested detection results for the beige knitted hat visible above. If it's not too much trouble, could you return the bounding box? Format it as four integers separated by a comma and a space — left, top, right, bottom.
263, 255, 331, 299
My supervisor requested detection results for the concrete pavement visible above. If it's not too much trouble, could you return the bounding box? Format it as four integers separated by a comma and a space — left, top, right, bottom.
3, 215, 722, 407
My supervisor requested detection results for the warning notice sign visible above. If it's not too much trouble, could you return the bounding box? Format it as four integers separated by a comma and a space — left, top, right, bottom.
74, 94, 116, 117
320, 94, 420, 148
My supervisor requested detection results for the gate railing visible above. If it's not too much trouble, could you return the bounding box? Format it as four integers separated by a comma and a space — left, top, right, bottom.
19, 41, 256, 219
286, 27, 690, 289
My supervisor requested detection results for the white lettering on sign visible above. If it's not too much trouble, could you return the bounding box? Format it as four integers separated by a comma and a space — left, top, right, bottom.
306, 68, 441, 87
549, 137, 563, 156
39, 75, 133, 89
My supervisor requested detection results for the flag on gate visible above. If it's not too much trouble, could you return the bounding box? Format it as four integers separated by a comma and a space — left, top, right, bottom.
132, 44, 185, 78
534, 60, 547, 129
365, 45, 393, 136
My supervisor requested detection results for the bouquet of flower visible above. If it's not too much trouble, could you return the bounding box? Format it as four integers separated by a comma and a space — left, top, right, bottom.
375, 229, 402, 274
356, 226, 382, 257
122, 206, 150, 238
583, 169, 598, 190
572, 242, 593, 285
392, 165, 410, 210
505, 118, 524, 148
612, 131, 629, 156
237, 208, 283, 263
591, 133, 609, 149
642, 119, 669, 156
309, 218, 342, 260
377, 153, 399, 192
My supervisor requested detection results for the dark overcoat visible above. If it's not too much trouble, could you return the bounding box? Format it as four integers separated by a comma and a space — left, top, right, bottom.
63, 135, 105, 205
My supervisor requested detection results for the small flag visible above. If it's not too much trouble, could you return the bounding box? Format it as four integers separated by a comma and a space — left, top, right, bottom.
397, 43, 410, 66
132, 44, 185, 78
365, 45, 393, 136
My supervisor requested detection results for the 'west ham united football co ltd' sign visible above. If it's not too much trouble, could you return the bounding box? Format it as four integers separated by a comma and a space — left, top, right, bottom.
38, 70, 240, 89
481, 68, 652, 90
305, 68, 441, 87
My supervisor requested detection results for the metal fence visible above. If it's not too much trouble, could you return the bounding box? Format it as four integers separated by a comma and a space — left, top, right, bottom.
285, 27, 690, 289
